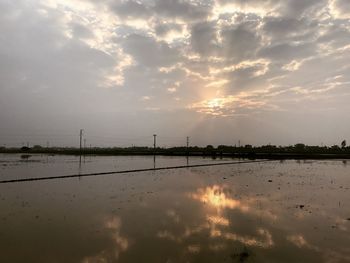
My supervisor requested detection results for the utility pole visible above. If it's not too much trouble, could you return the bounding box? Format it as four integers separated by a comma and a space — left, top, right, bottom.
153, 134, 157, 169
153, 134, 157, 151
186, 136, 190, 157
79, 129, 83, 154
84, 139, 86, 149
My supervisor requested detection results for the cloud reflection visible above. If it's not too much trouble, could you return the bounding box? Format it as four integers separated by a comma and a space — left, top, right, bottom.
82, 216, 129, 263
156, 184, 274, 250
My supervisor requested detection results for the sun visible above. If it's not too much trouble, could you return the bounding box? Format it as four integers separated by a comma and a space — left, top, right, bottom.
206, 98, 225, 109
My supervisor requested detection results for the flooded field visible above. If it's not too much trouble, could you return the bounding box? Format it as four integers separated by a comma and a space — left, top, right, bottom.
0, 154, 349, 263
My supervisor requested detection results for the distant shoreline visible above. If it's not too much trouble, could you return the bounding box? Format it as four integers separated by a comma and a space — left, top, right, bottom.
1, 149, 350, 160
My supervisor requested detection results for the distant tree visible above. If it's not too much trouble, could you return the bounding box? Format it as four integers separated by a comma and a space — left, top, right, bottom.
33, 145, 42, 149
294, 143, 305, 152
206, 145, 214, 150
331, 145, 340, 151
21, 146, 30, 151
341, 140, 347, 148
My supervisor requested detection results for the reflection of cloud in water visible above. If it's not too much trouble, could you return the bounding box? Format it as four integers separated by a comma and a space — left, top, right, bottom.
223, 228, 273, 248
287, 234, 314, 249
106, 217, 129, 253
82, 216, 129, 263
333, 216, 349, 231
187, 244, 201, 254
209, 243, 227, 251
166, 209, 180, 223
157, 225, 273, 249
190, 184, 278, 221
157, 223, 208, 243
157, 185, 274, 249
285, 234, 350, 262
207, 215, 229, 226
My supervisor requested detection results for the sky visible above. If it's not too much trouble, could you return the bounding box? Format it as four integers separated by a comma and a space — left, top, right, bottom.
0, 0, 350, 147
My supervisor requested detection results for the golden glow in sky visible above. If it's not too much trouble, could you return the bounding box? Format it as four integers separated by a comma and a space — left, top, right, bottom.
1, 0, 350, 146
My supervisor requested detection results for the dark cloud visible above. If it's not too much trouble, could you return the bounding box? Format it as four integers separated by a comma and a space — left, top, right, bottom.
110, 0, 212, 21
317, 24, 350, 48
216, 0, 279, 10
224, 66, 269, 91
190, 21, 218, 56
70, 22, 95, 40
153, 0, 212, 21
262, 17, 317, 40
280, 0, 326, 17
154, 22, 183, 37
111, 0, 152, 19
122, 34, 180, 67
220, 23, 262, 62
259, 42, 316, 62
217, 0, 326, 18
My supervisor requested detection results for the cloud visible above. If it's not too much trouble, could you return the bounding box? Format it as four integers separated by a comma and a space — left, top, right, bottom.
0, 1, 118, 93
259, 42, 316, 62
154, 22, 183, 37
279, 0, 326, 18
215, 0, 279, 16
221, 23, 262, 62
317, 24, 350, 49
154, 0, 212, 21
122, 34, 180, 67
330, 0, 350, 19
111, 0, 152, 19
262, 17, 318, 42
1, 0, 350, 146
190, 21, 219, 56
110, 0, 212, 21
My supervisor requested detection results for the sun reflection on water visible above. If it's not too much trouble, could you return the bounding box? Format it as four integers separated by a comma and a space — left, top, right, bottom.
190, 185, 249, 212
157, 185, 275, 249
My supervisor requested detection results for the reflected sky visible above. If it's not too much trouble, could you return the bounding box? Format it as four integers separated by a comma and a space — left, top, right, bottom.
0, 155, 349, 262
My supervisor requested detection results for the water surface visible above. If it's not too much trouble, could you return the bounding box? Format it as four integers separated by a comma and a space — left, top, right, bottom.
0, 154, 349, 262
